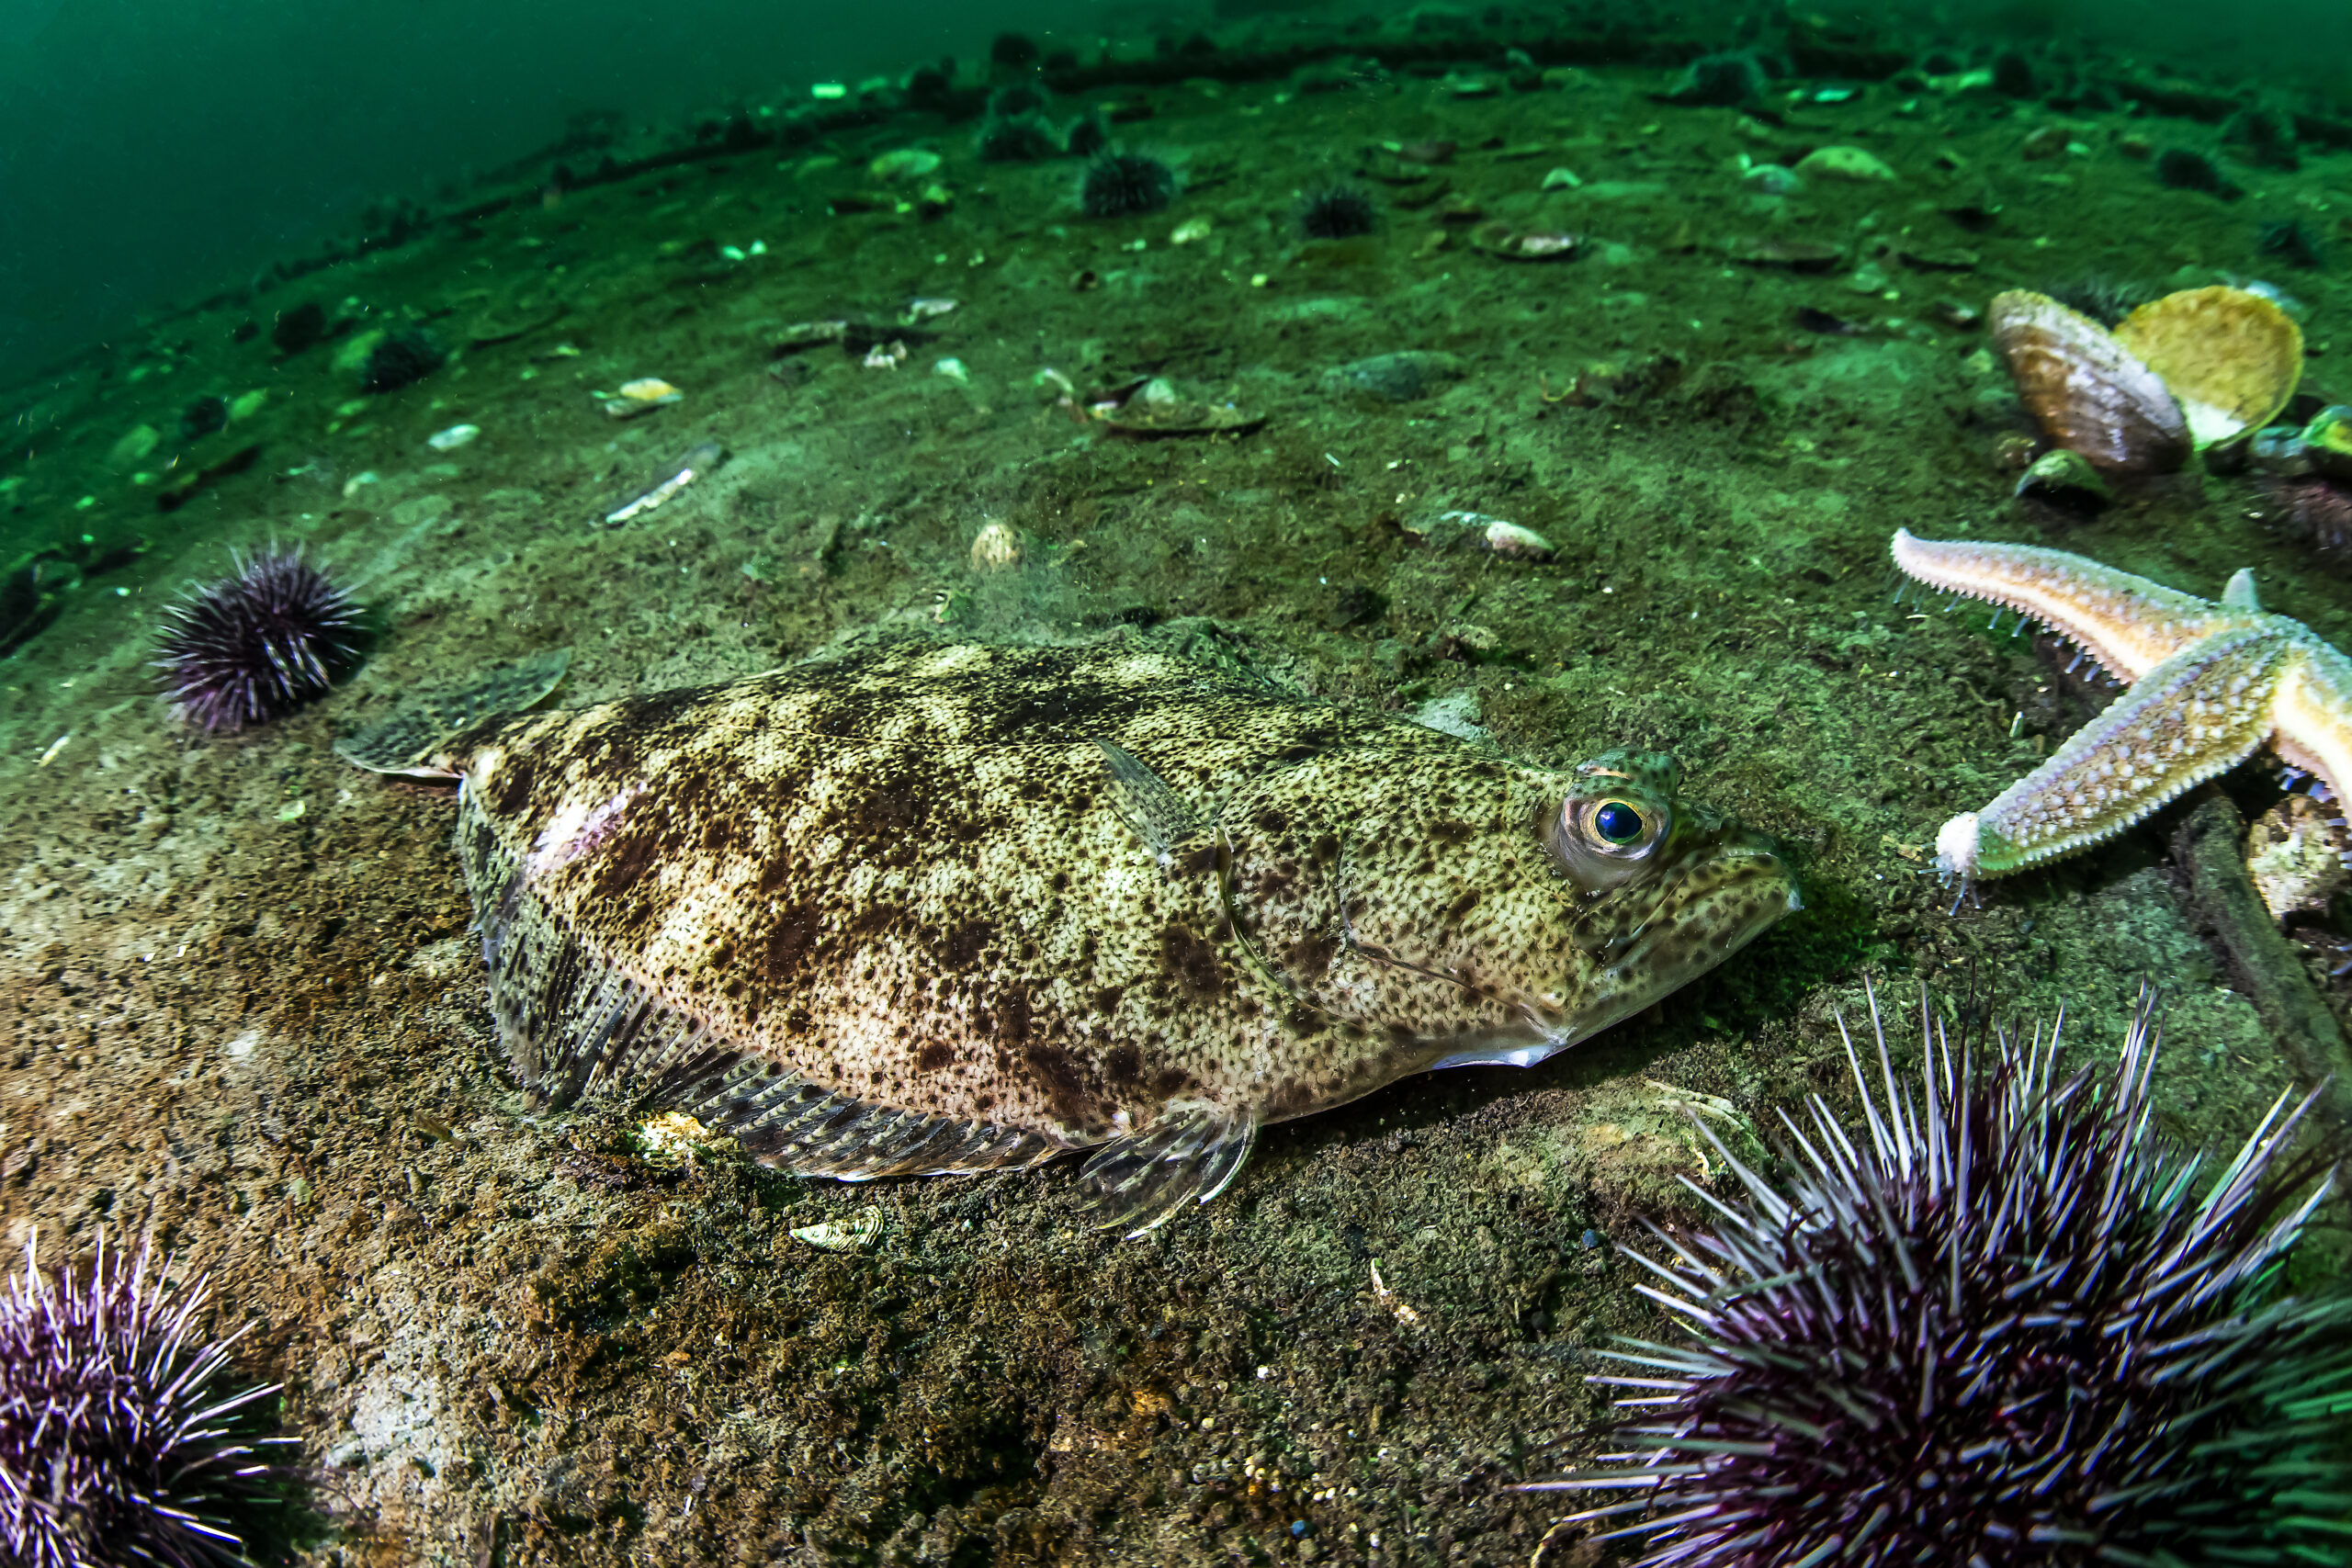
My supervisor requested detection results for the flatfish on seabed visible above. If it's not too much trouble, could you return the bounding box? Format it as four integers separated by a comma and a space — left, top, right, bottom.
335, 639, 1799, 1234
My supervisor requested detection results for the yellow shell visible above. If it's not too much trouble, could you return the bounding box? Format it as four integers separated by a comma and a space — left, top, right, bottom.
2111, 286, 2302, 449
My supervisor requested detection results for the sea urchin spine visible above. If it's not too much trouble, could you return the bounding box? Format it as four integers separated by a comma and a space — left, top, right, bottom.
154, 547, 362, 733
1525, 987, 2352, 1565
0, 1233, 289, 1568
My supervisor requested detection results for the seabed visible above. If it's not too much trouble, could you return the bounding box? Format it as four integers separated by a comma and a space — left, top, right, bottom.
0, 12, 2346, 1564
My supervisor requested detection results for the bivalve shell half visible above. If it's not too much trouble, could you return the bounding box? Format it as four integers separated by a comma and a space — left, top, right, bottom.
2111, 286, 2302, 451
1467, 221, 1579, 261
1988, 290, 2188, 474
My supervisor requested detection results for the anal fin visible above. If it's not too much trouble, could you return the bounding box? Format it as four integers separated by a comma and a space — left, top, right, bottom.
657, 1055, 1063, 1180
1078, 1100, 1261, 1237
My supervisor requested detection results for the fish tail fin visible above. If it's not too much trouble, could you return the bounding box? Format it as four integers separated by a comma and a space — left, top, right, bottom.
1079, 1100, 1260, 1237
334, 649, 572, 775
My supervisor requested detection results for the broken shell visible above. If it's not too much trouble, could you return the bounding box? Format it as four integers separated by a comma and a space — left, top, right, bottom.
1405, 510, 1557, 561
1468, 221, 1579, 261
1474, 518, 1557, 559
2301, 405, 2352, 482
2013, 446, 2112, 514
868, 148, 943, 183
1896, 245, 1979, 273
2250, 423, 2315, 477
1793, 145, 1896, 182
1721, 236, 1842, 272
2247, 792, 2347, 919
2110, 286, 2303, 452
790, 1210, 885, 1253
1929, 298, 1982, 331
1988, 290, 2188, 473
969, 520, 1022, 572
603, 378, 683, 419
1096, 378, 1266, 437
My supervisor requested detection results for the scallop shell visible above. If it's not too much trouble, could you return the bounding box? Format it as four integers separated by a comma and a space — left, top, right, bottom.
1988, 290, 2189, 474
2110, 286, 2303, 451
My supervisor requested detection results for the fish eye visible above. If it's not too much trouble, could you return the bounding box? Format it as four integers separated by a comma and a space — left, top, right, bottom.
1593, 800, 1645, 844
1544, 791, 1671, 891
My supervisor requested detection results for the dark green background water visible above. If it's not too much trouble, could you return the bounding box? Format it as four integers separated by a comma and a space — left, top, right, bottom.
0, 0, 2344, 388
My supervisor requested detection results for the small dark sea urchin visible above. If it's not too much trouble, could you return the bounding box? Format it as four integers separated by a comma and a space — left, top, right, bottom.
1527, 989, 2352, 1566
1080, 151, 1176, 219
0, 1234, 288, 1568
1295, 182, 1378, 241
154, 547, 363, 732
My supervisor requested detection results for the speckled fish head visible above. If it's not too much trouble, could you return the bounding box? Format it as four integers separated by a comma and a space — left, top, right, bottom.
1218, 744, 1797, 1074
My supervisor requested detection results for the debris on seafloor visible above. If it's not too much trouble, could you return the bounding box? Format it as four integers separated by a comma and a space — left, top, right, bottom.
1466, 221, 1579, 261
2012, 447, 2112, 514
1793, 144, 1897, 182
1368, 1259, 1422, 1326
791, 1210, 886, 1253
600, 378, 683, 420
968, 520, 1022, 572
1091, 377, 1265, 437
1722, 235, 1843, 271
1403, 509, 1557, 560
2247, 793, 2349, 920
426, 423, 480, 451
599, 441, 722, 526
868, 148, 942, 183
1324, 351, 1464, 404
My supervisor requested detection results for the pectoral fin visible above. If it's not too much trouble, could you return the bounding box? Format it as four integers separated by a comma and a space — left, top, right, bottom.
1098, 740, 1206, 863
1079, 1100, 1261, 1237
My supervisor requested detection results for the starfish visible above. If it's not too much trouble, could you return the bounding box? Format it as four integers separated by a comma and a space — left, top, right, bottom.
1889, 529, 2352, 882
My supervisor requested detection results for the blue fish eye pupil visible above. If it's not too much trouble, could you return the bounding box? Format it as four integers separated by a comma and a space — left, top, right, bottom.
1595, 802, 1643, 843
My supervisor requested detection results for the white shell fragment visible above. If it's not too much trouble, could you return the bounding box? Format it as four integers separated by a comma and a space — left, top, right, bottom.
602, 441, 720, 527
791, 1210, 885, 1253
426, 423, 481, 451
1406, 510, 1558, 561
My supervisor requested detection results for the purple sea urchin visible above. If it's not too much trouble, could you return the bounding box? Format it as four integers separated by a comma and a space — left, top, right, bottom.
154, 547, 362, 732
1527, 988, 2352, 1565
0, 1233, 288, 1568
1080, 151, 1176, 219
1294, 182, 1378, 241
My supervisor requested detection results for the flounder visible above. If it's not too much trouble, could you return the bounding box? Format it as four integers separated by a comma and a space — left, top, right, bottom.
338, 639, 1797, 1233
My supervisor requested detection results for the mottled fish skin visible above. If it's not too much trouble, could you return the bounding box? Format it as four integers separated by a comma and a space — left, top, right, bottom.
350, 640, 1798, 1230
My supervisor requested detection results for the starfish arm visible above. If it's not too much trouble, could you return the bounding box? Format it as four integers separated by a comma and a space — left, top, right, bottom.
1935, 626, 2292, 879
1891, 531, 2247, 683
2272, 636, 2352, 809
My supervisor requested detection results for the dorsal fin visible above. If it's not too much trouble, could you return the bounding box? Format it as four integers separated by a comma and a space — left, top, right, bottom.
334, 649, 571, 776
